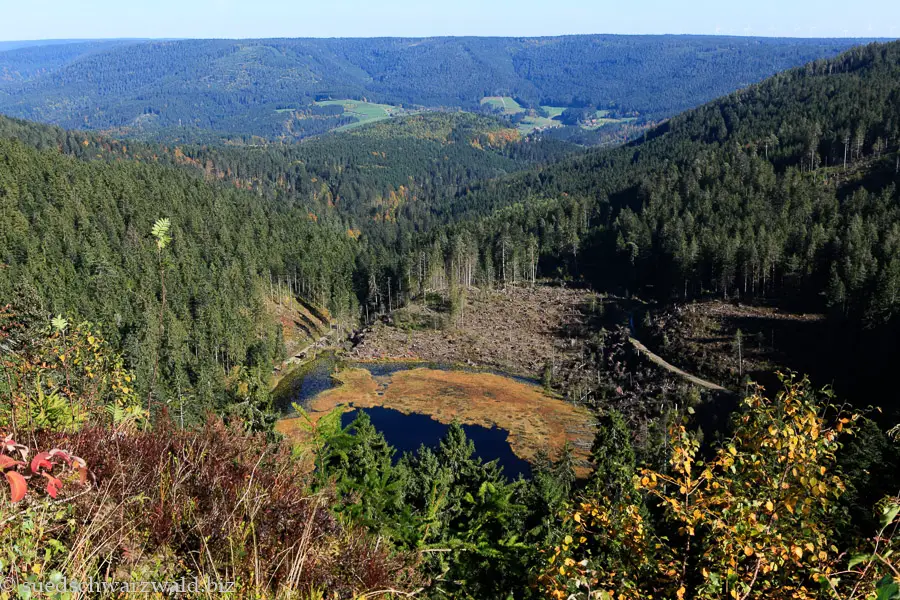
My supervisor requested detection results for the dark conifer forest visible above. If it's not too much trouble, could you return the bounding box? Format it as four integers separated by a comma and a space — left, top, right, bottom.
0, 35, 865, 139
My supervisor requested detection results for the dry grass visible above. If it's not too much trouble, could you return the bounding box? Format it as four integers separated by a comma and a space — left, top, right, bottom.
24, 420, 418, 597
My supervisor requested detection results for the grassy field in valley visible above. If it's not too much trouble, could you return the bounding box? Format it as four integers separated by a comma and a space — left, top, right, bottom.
479, 96, 526, 114
314, 99, 408, 130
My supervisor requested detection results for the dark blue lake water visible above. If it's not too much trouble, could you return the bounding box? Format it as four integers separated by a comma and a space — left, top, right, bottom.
341, 406, 532, 480
274, 353, 340, 414
275, 354, 534, 480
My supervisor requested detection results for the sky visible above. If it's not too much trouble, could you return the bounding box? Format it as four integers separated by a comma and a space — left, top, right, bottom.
1, 0, 898, 41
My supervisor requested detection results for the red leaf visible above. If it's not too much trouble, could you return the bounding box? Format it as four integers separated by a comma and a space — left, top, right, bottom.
1, 436, 27, 460
5, 470, 27, 503
49, 449, 72, 465
30, 452, 53, 474
42, 473, 63, 499
76, 466, 88, 485
0, 455, 24, 470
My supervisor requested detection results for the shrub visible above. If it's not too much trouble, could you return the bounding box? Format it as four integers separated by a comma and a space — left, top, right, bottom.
0, 303, 147, 433
28, 418, 418, 597
0, 435, 90, 595
543, 375, 861, 599
1, 435, 88, 503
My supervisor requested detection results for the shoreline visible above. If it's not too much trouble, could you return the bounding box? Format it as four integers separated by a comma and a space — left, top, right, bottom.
276, 364, 595, 476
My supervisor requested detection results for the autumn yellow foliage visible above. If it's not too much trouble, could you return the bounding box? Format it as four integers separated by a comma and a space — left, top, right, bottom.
540, 375, 895, 600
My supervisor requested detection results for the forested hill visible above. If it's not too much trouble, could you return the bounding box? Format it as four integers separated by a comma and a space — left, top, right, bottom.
0, 114, 361, 417
0, 107, 576, 420
0, 109, 573, 235
166, 112, 575, 231
442, 39, 900, 289
0, 35, 867, 139
414, 40, 900, 408
0, 39, 140, 80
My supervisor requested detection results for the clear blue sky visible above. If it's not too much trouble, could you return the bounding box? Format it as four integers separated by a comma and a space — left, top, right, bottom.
2, 0, 898, 41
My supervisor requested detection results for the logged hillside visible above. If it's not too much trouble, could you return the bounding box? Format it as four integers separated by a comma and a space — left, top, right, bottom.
0, 35, 865, 139
397, 41, 900, 410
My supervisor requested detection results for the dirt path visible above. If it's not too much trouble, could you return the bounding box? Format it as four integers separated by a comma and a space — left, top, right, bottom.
628, 337, 732, 393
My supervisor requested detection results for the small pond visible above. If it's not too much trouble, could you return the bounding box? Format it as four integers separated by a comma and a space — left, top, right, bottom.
274, 352, 342, 414
275, 353, 536, 480
341, 407, 531, 480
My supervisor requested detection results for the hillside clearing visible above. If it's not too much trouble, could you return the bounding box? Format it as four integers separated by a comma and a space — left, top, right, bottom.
315, 99, 409, 130
351, 285, 598, 379
480, 96, 525, 114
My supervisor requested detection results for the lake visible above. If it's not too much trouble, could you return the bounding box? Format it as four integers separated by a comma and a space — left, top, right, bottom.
275, 354, 594, 479
341, 406, 531, 479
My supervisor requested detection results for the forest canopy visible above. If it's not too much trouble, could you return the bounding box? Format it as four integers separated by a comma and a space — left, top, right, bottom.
0, 35, 865, 139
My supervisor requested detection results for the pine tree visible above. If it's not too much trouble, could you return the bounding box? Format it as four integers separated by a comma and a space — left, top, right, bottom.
586, 409, 636, 502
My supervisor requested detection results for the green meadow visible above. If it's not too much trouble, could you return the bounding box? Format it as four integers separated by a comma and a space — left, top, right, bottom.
314, 99, 403, 130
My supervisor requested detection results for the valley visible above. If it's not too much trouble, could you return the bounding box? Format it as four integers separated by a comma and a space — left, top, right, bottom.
2, 31, 900, 600
0, 36, 864, 141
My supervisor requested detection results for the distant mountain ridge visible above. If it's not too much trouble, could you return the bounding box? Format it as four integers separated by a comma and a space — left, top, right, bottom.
0, 39, 146, 52
0, 35, 873, 140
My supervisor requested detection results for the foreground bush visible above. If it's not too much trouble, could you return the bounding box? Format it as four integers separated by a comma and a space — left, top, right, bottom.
0, 301, 147, 433
0, 419, 418, 598
542, 376, 900, 600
